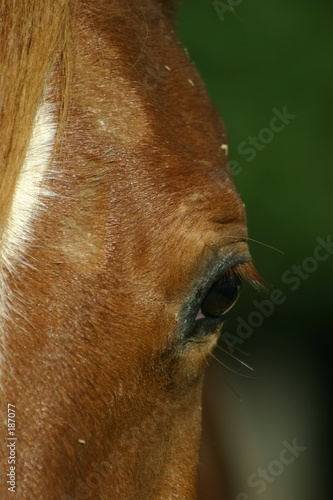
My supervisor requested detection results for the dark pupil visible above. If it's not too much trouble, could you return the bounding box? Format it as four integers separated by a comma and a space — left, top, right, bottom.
201, 275, 240, 318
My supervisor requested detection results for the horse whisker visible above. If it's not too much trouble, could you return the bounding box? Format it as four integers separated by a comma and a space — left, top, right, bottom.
221, 337, 250, 356
216, 345, 254, 371
222, 376, 244, 402
210, 353, 258, 379
221, 235, 284, 254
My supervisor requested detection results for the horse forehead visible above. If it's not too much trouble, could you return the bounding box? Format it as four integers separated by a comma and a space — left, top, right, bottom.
53, 2, 241, 270
74, 3, 226, 160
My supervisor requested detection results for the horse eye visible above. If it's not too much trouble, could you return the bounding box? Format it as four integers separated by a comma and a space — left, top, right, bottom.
200, 274, 241, 319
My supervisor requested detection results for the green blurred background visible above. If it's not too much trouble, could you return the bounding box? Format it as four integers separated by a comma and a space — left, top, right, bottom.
176, 1, 332, 499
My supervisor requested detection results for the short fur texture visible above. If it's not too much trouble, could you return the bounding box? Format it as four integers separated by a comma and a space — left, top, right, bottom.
0, 1, 260, 498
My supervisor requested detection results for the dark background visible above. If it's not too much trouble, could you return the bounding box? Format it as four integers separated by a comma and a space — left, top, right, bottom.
176, 1, 332, 499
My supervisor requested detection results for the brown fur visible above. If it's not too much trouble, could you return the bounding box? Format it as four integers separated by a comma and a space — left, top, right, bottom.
0, 1, 260, 498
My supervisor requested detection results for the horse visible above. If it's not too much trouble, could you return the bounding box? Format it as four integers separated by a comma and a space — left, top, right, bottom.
0, 1, 261, 498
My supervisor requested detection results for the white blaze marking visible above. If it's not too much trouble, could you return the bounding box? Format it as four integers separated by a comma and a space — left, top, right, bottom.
0, 99, 56, 365
1, 100, 56, 271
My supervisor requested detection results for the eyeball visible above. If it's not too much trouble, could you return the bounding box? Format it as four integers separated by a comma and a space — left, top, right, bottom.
200, 274, 241, 319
